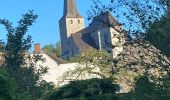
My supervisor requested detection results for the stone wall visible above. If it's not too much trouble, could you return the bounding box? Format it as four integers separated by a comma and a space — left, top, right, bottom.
66, 18, 84, 37
59, 18, 68, 58
90, 30, 100, 49
90, 27, 124, 58
110, 28, 124, 58
90, 27, 114, 52
59, 17, 84, 59
99, 27, 112, 52
59, 36, 80, 59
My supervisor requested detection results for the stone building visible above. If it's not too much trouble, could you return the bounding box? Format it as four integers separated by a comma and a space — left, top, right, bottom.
33, 43, 99, 87
59, 0, 125, 59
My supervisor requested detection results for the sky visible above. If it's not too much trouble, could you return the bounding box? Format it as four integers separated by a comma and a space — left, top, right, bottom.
0, 0, 93, 49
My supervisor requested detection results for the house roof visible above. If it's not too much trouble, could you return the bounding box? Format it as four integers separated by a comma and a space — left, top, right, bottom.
41, 50, 66, 64
71, 33, 94, 50
86, 11, 122, 33
70, 12, 129, 51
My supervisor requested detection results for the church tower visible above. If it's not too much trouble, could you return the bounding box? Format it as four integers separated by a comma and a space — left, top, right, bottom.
59, 0, 85, 59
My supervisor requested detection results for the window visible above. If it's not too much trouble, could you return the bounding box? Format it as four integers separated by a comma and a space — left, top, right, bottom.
70, 20, 73, 24
78, 20, 80, 24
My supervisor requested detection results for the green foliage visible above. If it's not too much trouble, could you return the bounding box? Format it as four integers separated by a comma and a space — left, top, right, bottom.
158, 72, 170, 99
43, 44, 55, 54
44, 78, 119, 100
0, 11, 54, 100
0, 68, 16, 100
55, 42, 61, 57
0, 68, 30, 100
118, 73, 170, 100
43, 41, 61, 57
0, 11, 38, 69
65, 49, 112, 80
146, 4, 170, 57
48, 1, 170, 99
43, 73, 170, 100
133, 75, 161, 100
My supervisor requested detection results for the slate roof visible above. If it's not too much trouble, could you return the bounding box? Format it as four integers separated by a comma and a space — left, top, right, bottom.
71, 33, 94, 50
70, 11, 127, 51
41, 50, 66, 64
87, 11, 121, 33
63, 0, 83, 18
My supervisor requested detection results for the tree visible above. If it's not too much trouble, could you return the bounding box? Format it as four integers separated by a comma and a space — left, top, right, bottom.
55, 41, 61, 57
43, 44, 55, 54
0, 11, 54, 100
58, 39, 170, 92
43, 41, 61, 57
155, 72, 170, 99
126, 73, 170, 100
146, 2, 170, 57
57, 49, 113, 86
133, 75, 161, 100
0, 68, 17, 100
0, 68, 30, 100
87, 0, 170, 58
87, 0, 168, 38
44, 78, 119, 100
84, 0, 170, 93
116, 72, 170, 100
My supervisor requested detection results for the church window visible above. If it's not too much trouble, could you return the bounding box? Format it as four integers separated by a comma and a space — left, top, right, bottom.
70, 20, 73, 24
78, 20, 80, 24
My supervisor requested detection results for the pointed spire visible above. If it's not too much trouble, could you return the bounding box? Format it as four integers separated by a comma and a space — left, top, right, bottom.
63, 0, 82, 17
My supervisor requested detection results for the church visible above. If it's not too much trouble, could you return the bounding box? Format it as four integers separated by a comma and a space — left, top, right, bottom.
59, 0, 125, 59
0, 0, 129, 88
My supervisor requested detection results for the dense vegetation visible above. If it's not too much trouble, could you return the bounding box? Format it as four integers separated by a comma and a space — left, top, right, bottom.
0, 11, 54, 100
146, 3, 170, 57
44, 78, 119, 100
43, 42, 61, 57
0, 0, 170, 100
0, 68, 29, 100
45, 0, 170, 100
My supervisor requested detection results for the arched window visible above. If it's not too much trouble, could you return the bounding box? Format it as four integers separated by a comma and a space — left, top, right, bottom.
70, 20, 73, 24
78, 20, 80, 24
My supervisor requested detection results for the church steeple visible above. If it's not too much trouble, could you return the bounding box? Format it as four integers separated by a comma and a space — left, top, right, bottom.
63, 0, 81, 17
60, 0, 85, 59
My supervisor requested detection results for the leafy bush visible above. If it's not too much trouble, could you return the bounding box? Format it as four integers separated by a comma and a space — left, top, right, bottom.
0, 68, 30, 100
44, 78, 120, 100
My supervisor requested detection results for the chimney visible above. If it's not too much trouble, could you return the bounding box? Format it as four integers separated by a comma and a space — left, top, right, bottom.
34, 43, 41, 54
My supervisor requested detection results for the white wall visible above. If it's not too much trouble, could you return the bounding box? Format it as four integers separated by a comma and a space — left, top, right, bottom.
35, 54, 99, 87
35, 54, 77, 86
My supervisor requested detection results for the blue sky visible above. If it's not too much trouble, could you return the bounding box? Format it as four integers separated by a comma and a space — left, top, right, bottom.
0, 0, 93, 49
